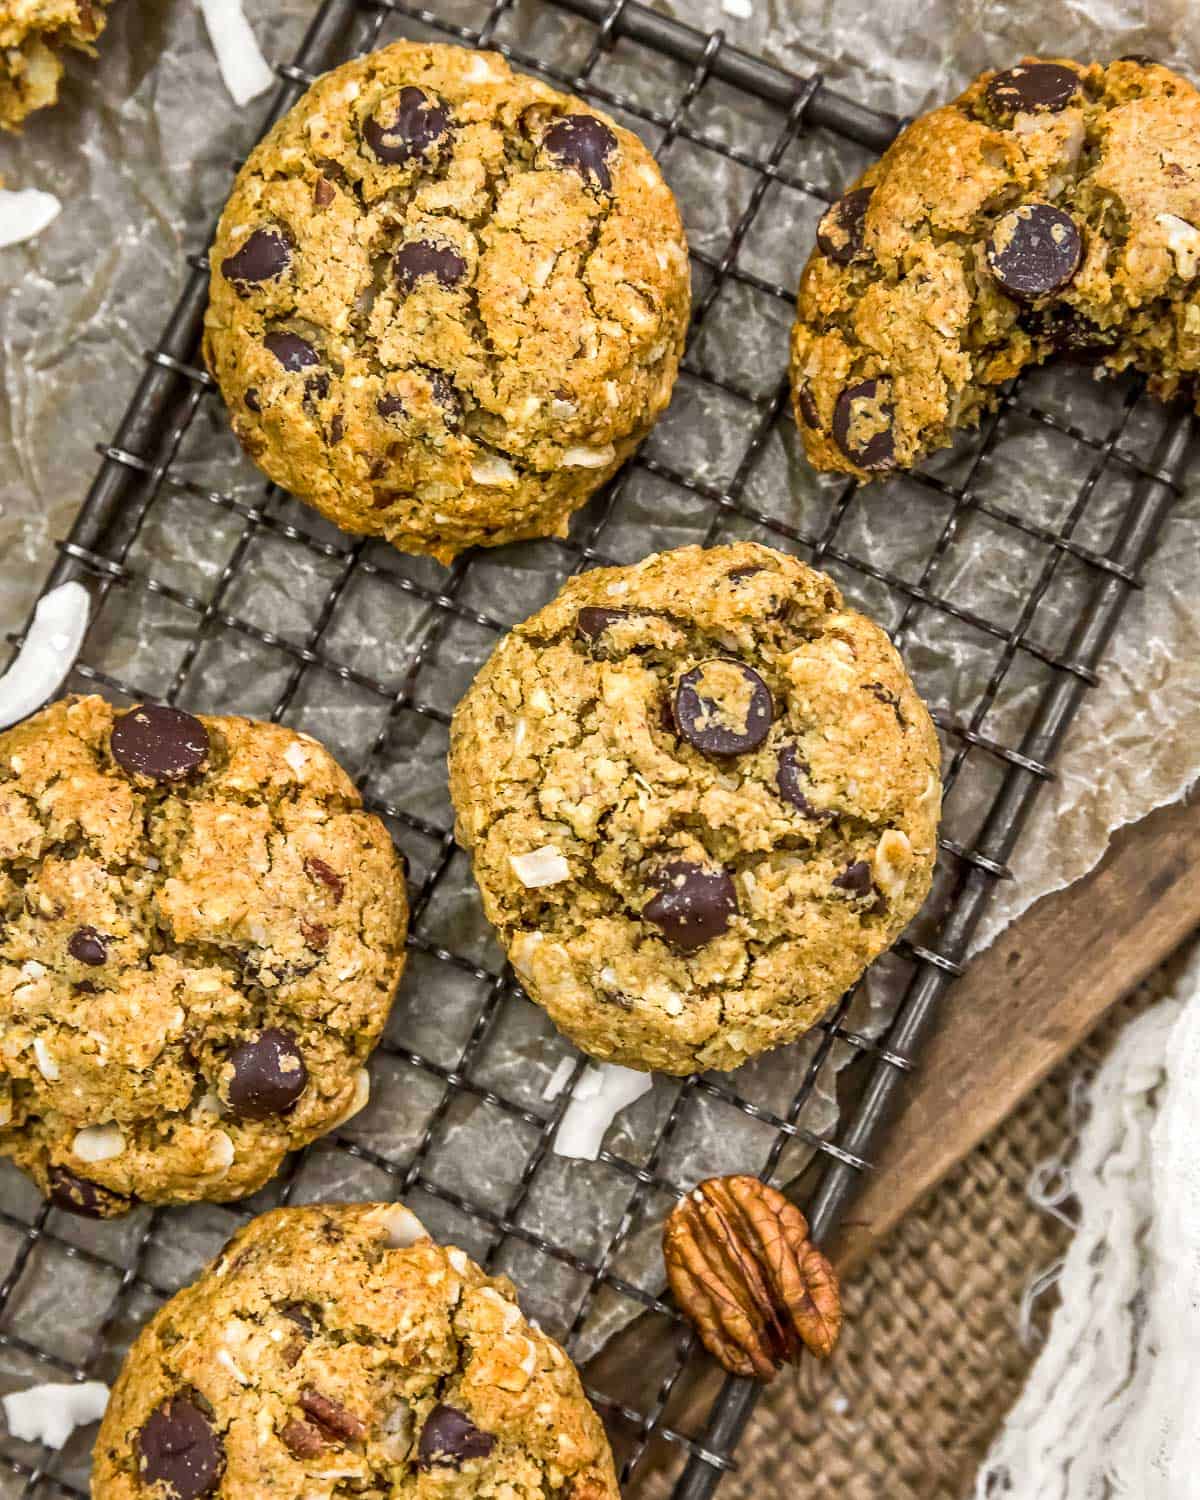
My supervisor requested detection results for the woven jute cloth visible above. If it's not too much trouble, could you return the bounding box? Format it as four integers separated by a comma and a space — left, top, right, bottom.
659, 981, 1165, 1500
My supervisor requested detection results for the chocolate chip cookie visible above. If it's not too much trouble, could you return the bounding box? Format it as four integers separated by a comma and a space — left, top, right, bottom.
0, 0, 108, 131
203, 39, 691, 563
448, 543, 941, 1075
791, 57, 1200, 479
0, 696, 408, 1216
92, 1203, 619, 1500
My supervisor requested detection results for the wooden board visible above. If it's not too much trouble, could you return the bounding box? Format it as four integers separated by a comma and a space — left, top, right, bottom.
834, 787, 1200, 1271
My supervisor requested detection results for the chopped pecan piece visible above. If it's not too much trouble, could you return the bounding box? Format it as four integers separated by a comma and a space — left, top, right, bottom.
663, 1174, 842, 1381
282, 1418, 327, 1459
299, 1388, 368, 1442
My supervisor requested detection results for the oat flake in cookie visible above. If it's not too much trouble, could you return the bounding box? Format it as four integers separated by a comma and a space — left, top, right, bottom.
449, 543, 941, 1075
203, 39, 690, 563
91, 1204, 619, 1500
0, 697, 408, 1216
791, 57, 1200, 480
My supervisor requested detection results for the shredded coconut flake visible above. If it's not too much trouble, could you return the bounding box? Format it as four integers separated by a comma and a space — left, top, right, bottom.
562, 443, 616, 468
196, 0, 275, 107
0, 582, 90, 731
206, 1130, 235, 1173
721, 0, 753, 16
542, 1056, 576, 1102
0, 187, 61, 250
2, 1381, 109, 1448
72, 1122, 125, 1162
471, 454, 518, 486
553, 1064, 653, 1161
373, 1203, 429, 1248
510, 846, 571, 888
32, 1038, 59, 1082
216, 1348, 250, 1385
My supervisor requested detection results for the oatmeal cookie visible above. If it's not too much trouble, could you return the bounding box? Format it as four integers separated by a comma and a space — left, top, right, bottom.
0, 696, 408, 1216
448, 543, 941, 1075
203, 39, 690, 563
791, 57, 1200, 479
92, 1203, 619, 1500
0, 0, 108, 131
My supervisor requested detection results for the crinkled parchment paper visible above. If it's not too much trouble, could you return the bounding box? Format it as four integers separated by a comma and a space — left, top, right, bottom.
0, 0, 1198, 1417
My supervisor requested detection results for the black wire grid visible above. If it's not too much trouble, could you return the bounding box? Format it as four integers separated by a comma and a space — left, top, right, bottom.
0, 2, 1193, 1498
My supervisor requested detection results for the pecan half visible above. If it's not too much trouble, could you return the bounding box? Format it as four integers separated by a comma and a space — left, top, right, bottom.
281, 1418, 327, 1459
663, 1175, 842, 1380
299, 1388, 368, 1442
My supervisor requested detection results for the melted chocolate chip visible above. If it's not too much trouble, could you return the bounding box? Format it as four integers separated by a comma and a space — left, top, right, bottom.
417, 1405, 496, 1470
363, 86, 453, 166
816, 187, 872, 266
576, 606, 631, 641
243, 388, 261, 413
865, 681, 907, 728
1030, 305, 1118, 363
226, 1029, 308, 1119
427, 369, 463, 427
796, 382, 821, 429
776, 745, 833, 821
832, 379, 895, 470
543, 114, 617, 192
727, 564, 766, 583
68, 926, 107, 966
305, 372, 331, 403
136, 1399, 225, 1500
329, 414, 345, 445
986, 62, 1081, 116
832, 860, 874, 897
264, 331, 320, 372
673, 659, 773, 757
220, 228, 291, 287
48, 1164, 132, 1218
111, 705, 210, 783
394, 240, 468, 294
376, 392, 407, 421
987, 203, 1082, 300
643, 861, 738, 953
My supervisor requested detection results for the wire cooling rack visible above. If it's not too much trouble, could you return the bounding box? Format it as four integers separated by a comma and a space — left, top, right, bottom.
0, 3, 1194, 1498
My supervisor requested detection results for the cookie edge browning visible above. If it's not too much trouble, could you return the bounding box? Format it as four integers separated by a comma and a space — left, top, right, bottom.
0, 696, 410, 1215
90, 1204, 620, 1500
448, 543, 942, 1074
202, 38, 690, 564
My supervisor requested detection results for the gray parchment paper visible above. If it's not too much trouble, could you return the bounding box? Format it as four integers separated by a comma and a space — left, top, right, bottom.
0, 0, 1198, 1477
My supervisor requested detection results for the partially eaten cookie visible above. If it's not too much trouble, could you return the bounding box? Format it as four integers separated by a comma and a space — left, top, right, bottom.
0, 0, 109, 131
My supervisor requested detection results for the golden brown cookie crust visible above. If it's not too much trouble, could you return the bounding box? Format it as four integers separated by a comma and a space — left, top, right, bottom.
0, 696, 409, 1215
203, 39, 691, 563
0, 0, 107, 131
448, 543, 941, 1075
791, 57, 1200, 480
92, 1204, 620, 1500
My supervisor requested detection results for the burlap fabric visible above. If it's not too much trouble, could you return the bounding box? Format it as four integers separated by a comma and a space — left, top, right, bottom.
639, 977, 1167, 1500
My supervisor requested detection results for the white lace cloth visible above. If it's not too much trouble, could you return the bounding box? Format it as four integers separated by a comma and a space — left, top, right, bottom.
976, 937, 1200, 1499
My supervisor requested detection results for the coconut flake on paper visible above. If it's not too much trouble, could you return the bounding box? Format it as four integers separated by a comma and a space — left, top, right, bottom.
0, 582, 90, 731
0, 186, 61, 249
196, 0, 275, 107
2, 1381, 109, 1448
554, 1064, 653, 1160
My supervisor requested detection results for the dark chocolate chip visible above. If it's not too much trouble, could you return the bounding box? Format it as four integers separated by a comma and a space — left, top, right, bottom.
643, 861, 738, 953
776, 745, 833, 822
987, 203, 1082, 300
329, 413, 345, 445
48, 1164, 132, 1218
136, 1398, 225, 1500
727, 564, 766, 583
111, 705, 210, 783
243, 388, 261, 413
543, 114, 617, 192
68, 926, 107, 966
796, 382, 821, 429
832, 379, 895, 470
305, 372, 331, 403
264, 331, 320, 372
576, 606, 631, 641
986, 62, 1081, 116
376, 392, 407, 421
220, 227, 291, 286
394, 240, 468, 294
832, 860, 874, 897
865, 681, 907, 728
281, 1302, 315, 1336
417, 1405, 496, 1470
673, 659, 773, 757
363, 86, 453, 166
1029, 305, 1118, 363
816, 187, 872, 266
299, 1389, 367, 1443
427, 369, 463, 427
226, 1029, 308, 1120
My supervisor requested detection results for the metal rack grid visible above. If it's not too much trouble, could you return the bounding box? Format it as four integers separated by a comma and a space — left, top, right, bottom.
0, 3, 1192, 1499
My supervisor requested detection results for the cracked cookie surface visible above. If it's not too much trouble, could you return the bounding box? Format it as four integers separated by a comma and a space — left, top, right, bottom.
791, 57, 1200, 480
448, 543, 941, 1075
92, 1203, 619, 1500
0, 696, 408, 1216
0, 0, 107, 131
203, 39, 690, 563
